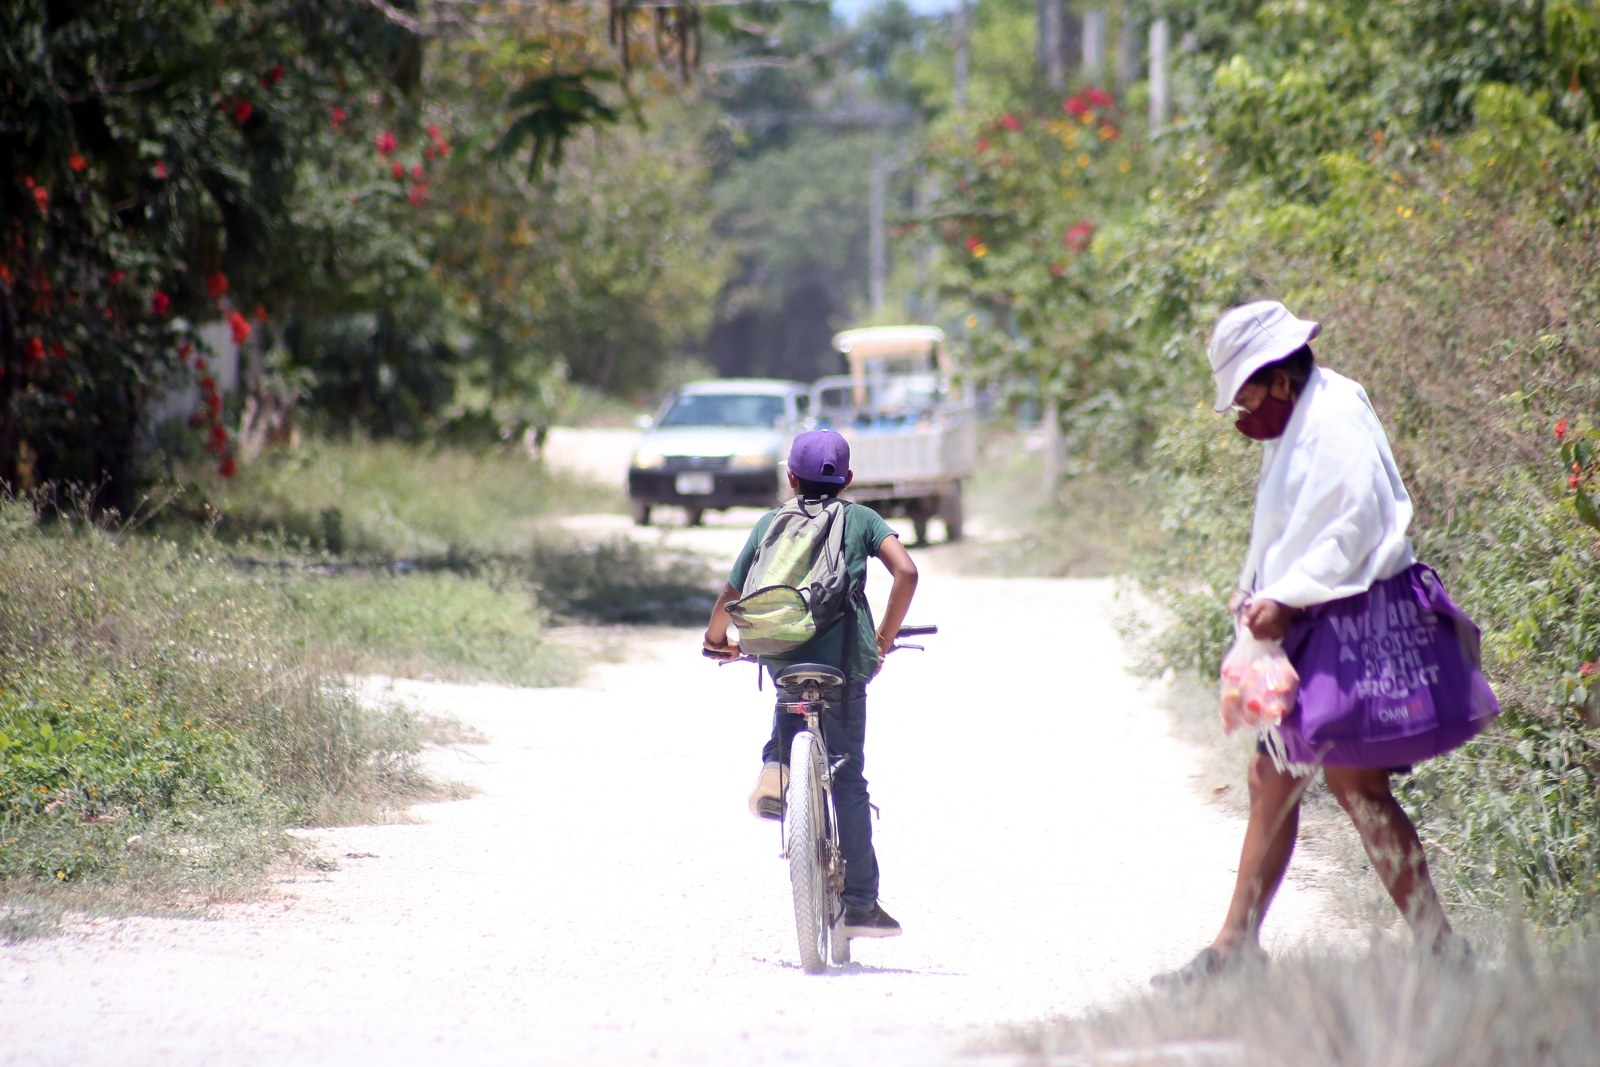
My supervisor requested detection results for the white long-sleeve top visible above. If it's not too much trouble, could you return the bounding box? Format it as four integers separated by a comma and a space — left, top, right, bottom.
1240, 366, 1415, 608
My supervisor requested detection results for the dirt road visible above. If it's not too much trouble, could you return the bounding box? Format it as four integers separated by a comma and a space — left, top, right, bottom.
1, 436, 1353, 1065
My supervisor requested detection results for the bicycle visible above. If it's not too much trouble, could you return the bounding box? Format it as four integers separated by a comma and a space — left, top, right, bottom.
708, 624, 937, 973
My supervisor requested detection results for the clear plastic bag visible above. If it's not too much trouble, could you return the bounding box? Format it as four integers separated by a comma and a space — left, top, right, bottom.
1219, 630, 1301, 734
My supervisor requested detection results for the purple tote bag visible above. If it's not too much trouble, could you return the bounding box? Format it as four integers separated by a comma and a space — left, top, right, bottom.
1273, 563, 1501, 768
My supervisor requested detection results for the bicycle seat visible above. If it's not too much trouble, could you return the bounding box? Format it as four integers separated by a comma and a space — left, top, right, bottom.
773, 662, 846, 690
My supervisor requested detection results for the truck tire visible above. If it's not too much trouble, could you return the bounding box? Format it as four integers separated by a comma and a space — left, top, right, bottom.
940, 485, 965, 543
685, 507, 705, 527
629, 500, 652, 526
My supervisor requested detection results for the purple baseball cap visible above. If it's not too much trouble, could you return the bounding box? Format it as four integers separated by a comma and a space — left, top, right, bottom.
787, 428, 851, 485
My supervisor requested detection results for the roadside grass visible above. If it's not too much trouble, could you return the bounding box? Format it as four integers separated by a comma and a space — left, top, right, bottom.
0, 505, 431, 933
942, 427, 1157, 579
168, 437, 620, 556
990, 931, 1600, 1067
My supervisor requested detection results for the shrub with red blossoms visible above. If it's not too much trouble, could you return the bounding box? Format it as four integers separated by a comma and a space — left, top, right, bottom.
228, 310, 251, 344
1064, 221, 1096, 252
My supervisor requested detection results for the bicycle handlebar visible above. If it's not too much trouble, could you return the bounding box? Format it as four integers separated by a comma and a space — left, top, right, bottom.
701, 623, 937, 660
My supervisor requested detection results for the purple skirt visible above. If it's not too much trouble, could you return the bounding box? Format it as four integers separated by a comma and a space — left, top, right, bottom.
1271, 563, 1501, 769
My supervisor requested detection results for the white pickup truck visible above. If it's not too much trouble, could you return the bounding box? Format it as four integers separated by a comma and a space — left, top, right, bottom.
799, 325, 977, 544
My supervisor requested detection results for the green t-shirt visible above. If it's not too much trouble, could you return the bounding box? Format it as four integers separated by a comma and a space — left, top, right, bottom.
728, 499, 896, 683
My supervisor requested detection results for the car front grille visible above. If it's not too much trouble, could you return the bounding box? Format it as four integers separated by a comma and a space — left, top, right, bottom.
662, 455, 731, 472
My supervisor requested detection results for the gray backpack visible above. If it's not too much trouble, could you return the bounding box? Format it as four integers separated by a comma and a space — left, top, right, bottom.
726, 497, 858, 656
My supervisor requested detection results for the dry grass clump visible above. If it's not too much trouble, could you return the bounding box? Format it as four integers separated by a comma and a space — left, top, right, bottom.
999, 932, 1600, 1067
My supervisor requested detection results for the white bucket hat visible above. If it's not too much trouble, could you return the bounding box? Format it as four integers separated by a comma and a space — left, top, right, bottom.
1207, 300, 1322, 412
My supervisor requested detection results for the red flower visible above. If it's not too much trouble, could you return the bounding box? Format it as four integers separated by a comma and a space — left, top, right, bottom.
262, 65, 283, 88
207, 271, 229, 300
391, 161, 405, 181
25, 337, 45, 363
219, 455, 238, 478
975, 138, 991, 153
964, 235, 983, 254
49, 342, 65, 360
409, 182, 428, 206
410, 163, 424, 180
152, 290, 171, 315
228, 310, 251, 344
68, 153, 88, 172
31, 185, 48, 211
210, 425, 229, 448
178, 340, 193, 360
232, 99, 253, 125
61, 388, 75, 405
376, 130, 398, 156
1555, 418, 1568, 440
330, 106, 348, 129
1064, 220, 1096, 253
1084, 86, 1116, 110
1063, 95, 1088, 119
194, 356, 208, 371
1580, 662, 1598, 678
252, 304, 267, 324
1050, 264, 1067, 277
207, 393, 223, 418
198, 375, 217, 396
999, 113, 1022, 132
153, 160, 168, 179
109, 269, 125, 286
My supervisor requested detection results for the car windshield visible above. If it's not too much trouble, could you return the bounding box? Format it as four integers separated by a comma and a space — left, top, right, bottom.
658, 393, 788, 429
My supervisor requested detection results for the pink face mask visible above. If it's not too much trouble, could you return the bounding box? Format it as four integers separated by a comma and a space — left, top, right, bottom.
1234, 394, 1294, 440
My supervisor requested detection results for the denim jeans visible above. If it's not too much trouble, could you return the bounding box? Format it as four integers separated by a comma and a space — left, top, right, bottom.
761, 681, 878, 911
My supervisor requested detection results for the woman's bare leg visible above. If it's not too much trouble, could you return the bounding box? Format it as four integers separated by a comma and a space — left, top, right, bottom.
1212, 751, 1307, 955
1323, 767, 1452, 952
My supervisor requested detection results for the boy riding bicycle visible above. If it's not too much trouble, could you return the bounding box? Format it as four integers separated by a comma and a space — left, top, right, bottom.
702, 428, 919, 938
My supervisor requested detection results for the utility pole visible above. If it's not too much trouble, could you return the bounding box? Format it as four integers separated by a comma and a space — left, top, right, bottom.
1083, 8, 1107, 82
870, 151, 886, 314
953, 0, 970, 112
1149, 16, 1171, 127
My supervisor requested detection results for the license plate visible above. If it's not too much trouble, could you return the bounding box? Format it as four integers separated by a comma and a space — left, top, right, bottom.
675, 472, 715, 495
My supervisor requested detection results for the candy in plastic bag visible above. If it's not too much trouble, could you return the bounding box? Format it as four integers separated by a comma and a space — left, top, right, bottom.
1219, 631, 1301, 734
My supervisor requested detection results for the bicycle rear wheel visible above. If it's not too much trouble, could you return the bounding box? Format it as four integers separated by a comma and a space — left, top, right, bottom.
786, 730, 830, 974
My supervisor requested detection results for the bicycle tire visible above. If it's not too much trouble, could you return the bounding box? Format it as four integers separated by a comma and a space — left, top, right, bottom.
786, 730, 830, 974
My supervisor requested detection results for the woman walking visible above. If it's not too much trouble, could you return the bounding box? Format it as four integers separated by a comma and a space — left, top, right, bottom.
1154, 300, 1500, 987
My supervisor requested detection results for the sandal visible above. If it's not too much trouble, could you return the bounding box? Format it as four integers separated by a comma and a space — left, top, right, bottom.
1150, 945, 1268, 990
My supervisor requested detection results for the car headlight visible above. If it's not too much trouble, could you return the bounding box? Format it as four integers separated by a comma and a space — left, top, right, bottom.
729, 453, 776, 470
632, 451, 667, 469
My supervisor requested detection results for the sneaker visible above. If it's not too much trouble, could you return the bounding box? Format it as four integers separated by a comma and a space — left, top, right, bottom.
840, 902, 902, 938
747, 761, 787, 820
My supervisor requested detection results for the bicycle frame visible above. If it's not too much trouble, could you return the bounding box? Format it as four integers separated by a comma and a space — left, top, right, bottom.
706, 624, 937, 973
